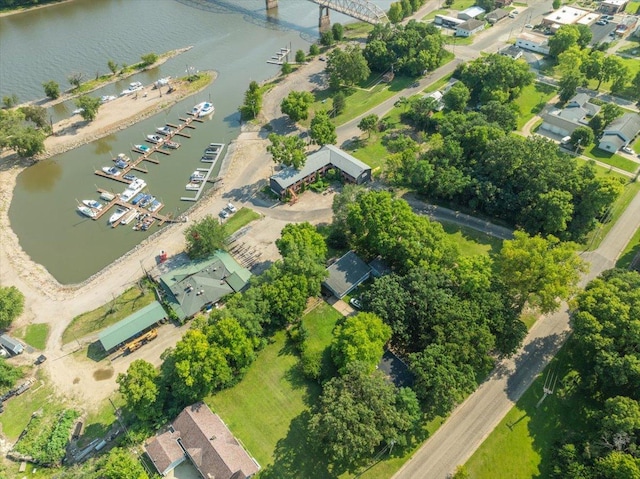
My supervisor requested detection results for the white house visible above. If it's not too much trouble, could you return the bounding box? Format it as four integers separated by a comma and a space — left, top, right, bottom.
598, 113, 640, 152
456, 19, 485, 37
540, 93, 600, 138
515, 32, 550, 55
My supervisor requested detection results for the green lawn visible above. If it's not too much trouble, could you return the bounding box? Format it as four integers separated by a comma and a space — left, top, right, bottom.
625, 0, 640, 14
61, 283, 156, 345
465, 341, 593, 479
513, 82, 557, 130
616, 223, 640, 269
224, 207, 261, 236
422, 8, 447, 20
15, 323, 49, 350
301, 302, 342, 355
581, 144, 639, 173
343, 22, 374, 40
349, 134, 392, 171
583, 56, 640, 97
633, 135, 640, 153
440, 222, 503, 257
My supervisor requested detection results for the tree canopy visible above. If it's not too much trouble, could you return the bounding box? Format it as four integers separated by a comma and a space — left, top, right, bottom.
0, 285, 24, 329
267, 133, 306, 169
117, 359, 160, 422
280, 90, 314, 122
326, 45, 370, 89
309, 110, 337, 146
331, 313, 392, 373
184, 215, 226, 259
75, 95, 101, 121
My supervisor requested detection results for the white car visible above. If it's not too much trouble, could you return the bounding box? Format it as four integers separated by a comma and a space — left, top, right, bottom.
349, 297, 362, 310
226, 202, 237, 213
622, 146, 634, 155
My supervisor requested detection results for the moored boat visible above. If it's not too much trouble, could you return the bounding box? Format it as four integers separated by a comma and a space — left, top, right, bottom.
100, 95, 116, 103
148, 200, 162, 213
134, 144, 151, 153
102, 166, 121, 176
190, 101, 214, 118
113, 153, 130, 163
100, 191, 115, 201
146, 134, 164, 144
164, 140, 180, 149
114, 158, 129, 169
82, 199, 103, 210
156, 125, 174, 136
77, 205, 97, 218
186, 182, 201, 191
120, 209, 139, 225
119, 178, 147, 202
190, 171, 206, 182
109, 207, 129, 224
120, 81, 143, 96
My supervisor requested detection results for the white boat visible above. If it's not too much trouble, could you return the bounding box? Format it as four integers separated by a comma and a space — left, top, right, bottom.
146, 134, 164, 144
164, 140, 180, 149
102, 166, 121, 176
120, 209, 139, 225
71, 108, 84, 115
113, 153, 130, 163
100, 95, 116, 103
120, 81, 144, 96
156, 125, 173, 136
190, 171, 206, 182
119, 178, 147, 202
135, 144, 151, 153
100, 191, 115, 201
82, 199, 103, 210
77, 205, 97, 218
109, 207, 129, 224
186, 182, 201, 191
190, 101, 214, 118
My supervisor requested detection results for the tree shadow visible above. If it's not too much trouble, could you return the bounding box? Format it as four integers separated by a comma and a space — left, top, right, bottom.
259, 411, 335, 479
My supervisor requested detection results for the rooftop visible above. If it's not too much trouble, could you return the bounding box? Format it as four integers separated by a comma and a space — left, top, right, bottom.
97, 301, 166, 351
543, 6, 590, 25
323, 250, 372, 299
457, 19, 485, 30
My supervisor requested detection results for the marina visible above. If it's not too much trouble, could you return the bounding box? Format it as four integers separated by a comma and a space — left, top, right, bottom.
180, 143, 225, 202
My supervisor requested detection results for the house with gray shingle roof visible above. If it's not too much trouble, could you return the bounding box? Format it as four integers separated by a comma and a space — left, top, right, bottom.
599, 113, 640, 152
145, 402, 260, 478
540, 93, 601, 138
269, 145, 371, 199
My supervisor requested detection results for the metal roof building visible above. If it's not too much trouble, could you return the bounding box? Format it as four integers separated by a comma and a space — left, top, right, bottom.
269, 145, 372, 199
0, 334, 23, 355
98, 301, 167, 352
159, 251, 251, 321
322, 250, 372, 299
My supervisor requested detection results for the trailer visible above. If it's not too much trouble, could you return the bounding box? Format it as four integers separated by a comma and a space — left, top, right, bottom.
0, 334, 23, 355
123, 328, 158, 354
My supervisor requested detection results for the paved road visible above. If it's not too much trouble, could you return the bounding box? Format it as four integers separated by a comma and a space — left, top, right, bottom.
394, 186, 640, 479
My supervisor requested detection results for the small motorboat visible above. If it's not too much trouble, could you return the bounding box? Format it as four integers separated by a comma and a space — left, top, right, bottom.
113, 153, 130, 163
77, 205, 97, 218
156, 125, 174, 136
148, 200, 162, 212
114, 158, 129, 169
130, 192, 145, 205
82, 199, 103, 210
134, 144, 151, 153
109, 207, 129, 224
120, 209, 139, 225
139, 195, 156, 208
100, 191, 115, 201
123, 173, 137, 182
164, 140, 180, 149
190, 101, 214, 118
146, 134, 164, 144
190, 171, 206, 182
100, 95, 116, 103
186, 182, 201, 191
120, 81, 143, 96
71, 108, 84, 115
102, 166, 121, 176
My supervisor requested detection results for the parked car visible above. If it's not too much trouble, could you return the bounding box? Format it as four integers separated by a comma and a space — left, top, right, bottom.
622, 146, 634, 154
525, 24, 533, 29
596, 20, 608, 25
349, 297, 362, 310
220, 208, 229, 219
34, 354, 47, 365
226, 202, 237, 213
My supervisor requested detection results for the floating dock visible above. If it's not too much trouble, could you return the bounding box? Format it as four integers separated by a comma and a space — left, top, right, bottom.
180, 143, 225, 202
267, 46, 291, 65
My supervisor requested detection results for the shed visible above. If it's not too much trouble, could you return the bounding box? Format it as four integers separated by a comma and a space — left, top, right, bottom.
322, 251, 372, 299
515, 32, 550, 54
0, 334, 23, 355
599, 113, 640, 152
98, 301, 167, 352
486, 8, 508, 24
458, 6, 486, 20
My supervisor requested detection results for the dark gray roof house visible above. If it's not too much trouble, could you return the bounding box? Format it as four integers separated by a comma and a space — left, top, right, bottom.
145, 402, 260, 478
540, 93, 601, 138
323, 250, 372, 299
159, 251, 251, 321
599, 113, 640, 152
486, 8, 508, 23
456, 18, 485, 37
269, 145, 371, 199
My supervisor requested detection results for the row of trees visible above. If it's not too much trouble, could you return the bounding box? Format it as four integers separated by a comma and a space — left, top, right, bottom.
387, 92, 624, 240
388, 0, 427, 23
550, 269, 640, 477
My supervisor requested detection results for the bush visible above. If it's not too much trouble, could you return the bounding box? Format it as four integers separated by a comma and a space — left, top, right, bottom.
140, 53, 158, 66
281, 62, 293, 75
42, 80, 60, 100
300, 348, 323, 380
309, 44, 320, 56
295, 49, 306, 63
14, 409, 79, 465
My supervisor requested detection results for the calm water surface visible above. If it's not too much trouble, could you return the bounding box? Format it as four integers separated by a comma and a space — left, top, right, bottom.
2, 0, 390, 284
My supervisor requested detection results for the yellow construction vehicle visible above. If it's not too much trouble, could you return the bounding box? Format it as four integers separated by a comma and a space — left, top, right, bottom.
123, 328, 158, 354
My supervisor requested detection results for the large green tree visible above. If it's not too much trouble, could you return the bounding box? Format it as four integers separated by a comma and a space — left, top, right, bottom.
549, 25, 581, 59
184, 215, 226, 259
308, 361, 421, 470
326, 45, 370, 89
267, 133, 306, 169
309, 109, 337, 146
331, 313, 392, 373
74, 95, 101, 121
117, 359, 160, 422
496, 231, 587, 313
42, 80, 60, 100
443, 81, 470, 112
280, 90, 314, 122
101, 448, 148, 479
0, 285, 24, 329
239, 80, 263, 120
358, 114, 379, 138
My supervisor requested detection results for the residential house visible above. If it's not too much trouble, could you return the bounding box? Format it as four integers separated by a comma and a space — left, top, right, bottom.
486, 8, 509, 24
499, 44, 524, 60
598, 113, 640, 152
614, 15, 639, 37
322, 250, 372, 299
515, 32, 550, 54
540, 93, 600, 138
145, 402, 260, 478
269, 145, 372, 200
422, 90, 444, 111
458, 6, 486, 20
456, 19, 485, 37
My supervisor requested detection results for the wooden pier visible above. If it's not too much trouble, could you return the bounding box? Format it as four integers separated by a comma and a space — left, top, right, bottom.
267, 46, 291, 65
95, 187, 176, 228
180, 143, 225, 202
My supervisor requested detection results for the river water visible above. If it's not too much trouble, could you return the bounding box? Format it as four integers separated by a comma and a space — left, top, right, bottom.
2, 0, 390, 284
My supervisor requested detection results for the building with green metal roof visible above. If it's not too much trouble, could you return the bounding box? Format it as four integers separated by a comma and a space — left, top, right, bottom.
159, 250, 251, 321
98, 301, 167, 352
